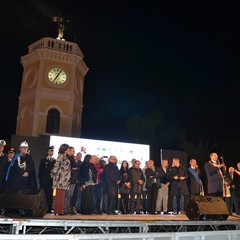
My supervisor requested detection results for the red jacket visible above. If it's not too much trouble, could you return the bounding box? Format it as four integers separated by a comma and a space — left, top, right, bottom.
93, 163, 104, 184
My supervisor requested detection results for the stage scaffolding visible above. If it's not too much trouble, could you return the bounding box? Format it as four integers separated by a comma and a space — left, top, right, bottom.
0, 217, 240, 235
0, 231, 240, 240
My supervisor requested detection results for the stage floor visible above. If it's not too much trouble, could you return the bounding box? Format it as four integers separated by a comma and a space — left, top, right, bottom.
43, 212, 240, 221
1, 213, 240, 235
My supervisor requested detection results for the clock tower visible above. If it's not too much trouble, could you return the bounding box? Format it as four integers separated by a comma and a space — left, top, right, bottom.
15, 31, 88, 137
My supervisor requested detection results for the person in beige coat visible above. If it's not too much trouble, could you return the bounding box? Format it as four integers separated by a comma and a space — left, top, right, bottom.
52, 143, 71, 215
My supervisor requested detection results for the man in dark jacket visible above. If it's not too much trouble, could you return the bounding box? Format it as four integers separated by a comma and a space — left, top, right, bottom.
204, 152, 225, 197
156, 159, 170, 214
38, 146, 56, 213
104, 155, 121, 215
66, 147, 77, 214
6, 141, 37, 191
0, 140, 9, 193
129, 160, 145, 214
145, 160, 159, 214
231, 163, 240, 215
187, 159, 203, 196
73, 152, 83, 213
169, 158, 189, 214
224, 167, 233, 214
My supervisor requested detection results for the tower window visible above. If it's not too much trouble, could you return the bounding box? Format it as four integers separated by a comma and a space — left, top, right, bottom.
46, 108, 60, 134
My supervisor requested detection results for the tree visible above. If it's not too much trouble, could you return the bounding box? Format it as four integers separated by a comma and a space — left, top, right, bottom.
125, 109, 188, 158
178, 139, 217, 171
125, 109, 164, 144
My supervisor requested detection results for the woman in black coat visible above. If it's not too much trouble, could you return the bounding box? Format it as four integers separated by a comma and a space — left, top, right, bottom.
119, 160, 131, 214
79, 154, 97, 215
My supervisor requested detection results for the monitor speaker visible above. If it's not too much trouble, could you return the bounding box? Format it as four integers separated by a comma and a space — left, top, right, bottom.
186, 195, 229, 220
0, 188, 48, 218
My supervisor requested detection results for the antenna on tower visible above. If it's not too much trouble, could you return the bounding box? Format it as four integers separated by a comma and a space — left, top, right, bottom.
52, 14, 70, 40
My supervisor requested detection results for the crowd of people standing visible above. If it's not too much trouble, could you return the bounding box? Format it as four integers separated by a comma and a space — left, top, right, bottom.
1, 139, 240, 216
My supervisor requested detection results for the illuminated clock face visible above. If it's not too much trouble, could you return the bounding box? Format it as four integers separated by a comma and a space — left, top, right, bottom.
48, 67, 67, 85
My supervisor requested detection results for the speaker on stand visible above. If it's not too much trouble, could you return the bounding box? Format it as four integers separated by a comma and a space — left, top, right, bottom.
186, 195, 229, 221
0, 188, 48, 218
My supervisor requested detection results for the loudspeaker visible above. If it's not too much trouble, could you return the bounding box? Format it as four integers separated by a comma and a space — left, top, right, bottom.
186, 195, 229, 220
0, 189, 48, 218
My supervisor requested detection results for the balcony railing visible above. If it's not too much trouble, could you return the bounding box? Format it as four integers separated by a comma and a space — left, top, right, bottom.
28, 37, 83, 57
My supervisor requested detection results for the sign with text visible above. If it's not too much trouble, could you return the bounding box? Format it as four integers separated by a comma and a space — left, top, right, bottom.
50, 135, 150, 167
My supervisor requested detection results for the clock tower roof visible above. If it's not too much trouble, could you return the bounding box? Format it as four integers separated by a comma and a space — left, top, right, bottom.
27, 37, 84, 58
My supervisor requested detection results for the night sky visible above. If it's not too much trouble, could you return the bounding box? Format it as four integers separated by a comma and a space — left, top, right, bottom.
1, 1, 240, 148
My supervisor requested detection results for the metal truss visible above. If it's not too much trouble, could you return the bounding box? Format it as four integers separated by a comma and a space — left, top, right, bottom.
0, 218, 240, 235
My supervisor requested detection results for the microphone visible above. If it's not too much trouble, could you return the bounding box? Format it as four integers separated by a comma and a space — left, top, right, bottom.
218, 156, 226, 172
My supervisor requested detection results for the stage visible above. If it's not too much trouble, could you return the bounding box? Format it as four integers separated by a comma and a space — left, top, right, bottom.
0, 212, 240, 237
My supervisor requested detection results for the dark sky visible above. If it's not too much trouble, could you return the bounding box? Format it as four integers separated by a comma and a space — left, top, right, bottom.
1, 1, 240, 145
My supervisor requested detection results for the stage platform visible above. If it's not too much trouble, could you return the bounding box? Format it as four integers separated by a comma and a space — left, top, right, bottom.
0, 213, 240, 236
